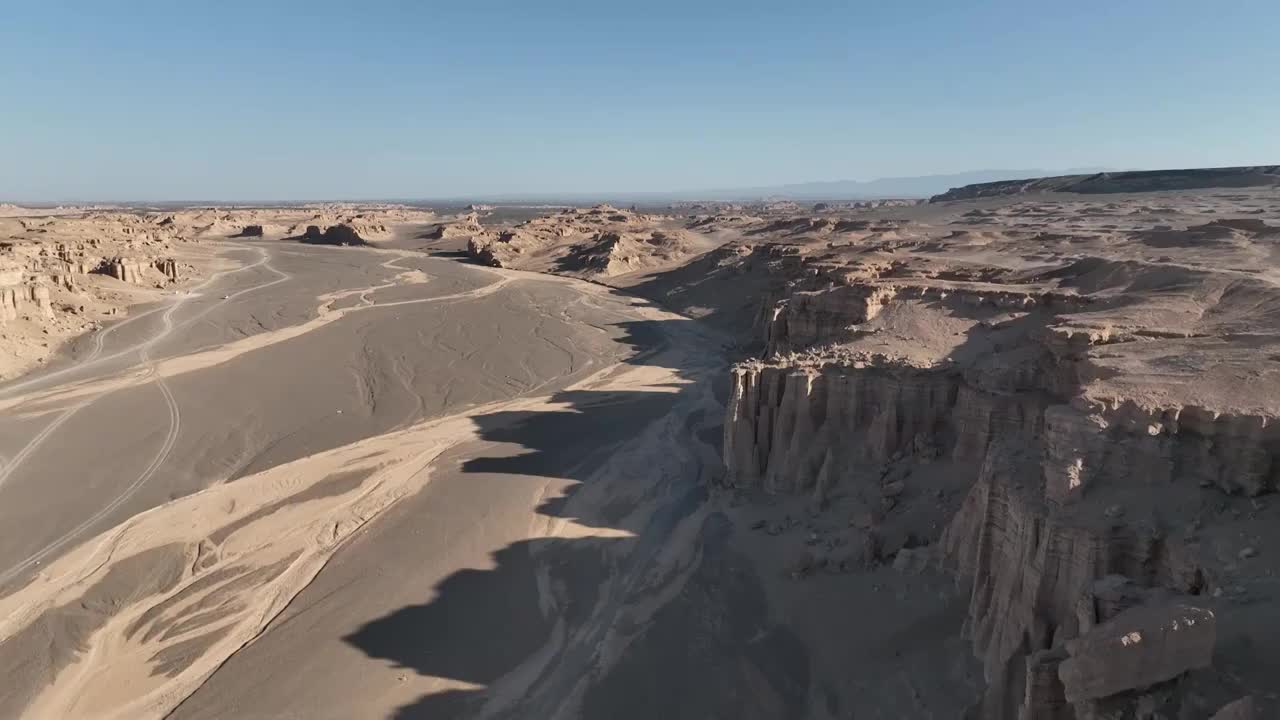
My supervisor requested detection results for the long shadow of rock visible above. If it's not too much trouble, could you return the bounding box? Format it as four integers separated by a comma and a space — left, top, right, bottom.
348, 539, 552, 687
344, 317, 810, 719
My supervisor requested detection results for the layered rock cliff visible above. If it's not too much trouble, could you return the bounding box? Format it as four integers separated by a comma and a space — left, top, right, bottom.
716, 191, 1280, 718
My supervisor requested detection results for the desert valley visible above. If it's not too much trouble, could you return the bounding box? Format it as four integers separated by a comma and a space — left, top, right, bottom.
1, 167, 1279, 720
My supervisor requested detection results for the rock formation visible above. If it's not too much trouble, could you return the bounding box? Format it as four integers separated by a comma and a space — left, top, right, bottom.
711, 187, 1280, 717
1057, 604, 1215, 703
28, 285, 53, 318
155, 257, 178, 282
428, 212, 483, 240
466, 205, 706, 279
299, 224, 368, 246
0, 287, 19, 321
98, 257, 147, 284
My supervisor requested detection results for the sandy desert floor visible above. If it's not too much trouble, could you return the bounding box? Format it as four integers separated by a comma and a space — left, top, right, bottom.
0, 234, 738, 719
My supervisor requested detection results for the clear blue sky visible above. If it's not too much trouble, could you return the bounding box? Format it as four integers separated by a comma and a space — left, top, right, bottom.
2, 0, 1276, 201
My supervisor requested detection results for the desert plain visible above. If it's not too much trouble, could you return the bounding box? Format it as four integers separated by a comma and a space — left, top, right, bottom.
0, 168, 1278, 719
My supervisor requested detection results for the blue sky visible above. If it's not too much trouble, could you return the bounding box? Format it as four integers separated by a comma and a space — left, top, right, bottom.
1, 0, 1276, 200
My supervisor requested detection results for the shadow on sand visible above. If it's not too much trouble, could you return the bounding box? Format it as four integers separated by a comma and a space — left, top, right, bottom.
342, 318, 811, 719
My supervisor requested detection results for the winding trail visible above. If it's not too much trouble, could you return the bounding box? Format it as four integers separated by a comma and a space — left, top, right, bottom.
0, 244, 290, 587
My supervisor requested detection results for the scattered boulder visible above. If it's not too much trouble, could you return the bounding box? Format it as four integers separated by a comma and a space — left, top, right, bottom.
1058, 604, 1215, 703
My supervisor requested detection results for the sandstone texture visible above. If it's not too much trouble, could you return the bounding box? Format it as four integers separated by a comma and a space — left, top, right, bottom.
0, 211, 198, 378
466, 205, 716, 280
687, 183, 1280, 718
451, 178, 1280, 717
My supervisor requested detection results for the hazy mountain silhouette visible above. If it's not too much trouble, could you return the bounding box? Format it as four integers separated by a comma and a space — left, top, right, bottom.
441, 168, 1114, 204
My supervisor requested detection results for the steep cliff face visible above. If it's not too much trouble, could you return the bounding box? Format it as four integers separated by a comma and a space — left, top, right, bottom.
718, 209, 1280, 717
940, 442, 1211, 718
0, 285, 52, 321
723, 363, 1044, 496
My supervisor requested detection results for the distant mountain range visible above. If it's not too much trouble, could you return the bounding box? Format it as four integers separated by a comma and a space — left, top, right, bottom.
449, 169, 1115, 205
683, 169, 1115, 202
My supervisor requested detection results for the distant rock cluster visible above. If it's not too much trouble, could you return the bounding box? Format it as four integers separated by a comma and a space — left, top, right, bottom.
298, 224, 368, 246
466, 205, 704, 279
930, 165, 1280, 202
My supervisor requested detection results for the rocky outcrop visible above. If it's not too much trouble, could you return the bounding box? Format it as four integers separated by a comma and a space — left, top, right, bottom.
29, 286, 52, 318
723, 363, 1029, 494
722, 333, 1241, 715
762, 285, 899, 355
299, 224, 367, 246
467, 234, 504, 266
428, 213, 483, 240
465, 206, 702, 279
715, 208, 1280, 715
98, 257, 147, 284
0, 287, 19, 321
1057, 604, 1214, 703
558, 229, 698, 277
154, 258, 178, 282
237, 224, 264, 237
0, 285, 53, 321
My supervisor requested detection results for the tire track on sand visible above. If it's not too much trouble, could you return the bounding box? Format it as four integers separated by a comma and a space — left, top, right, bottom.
0, 245, 276, 491
0, 242, 279, 401
0, 299, 186, 587
0, 254, 509, 586
0, 245, 284, 587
